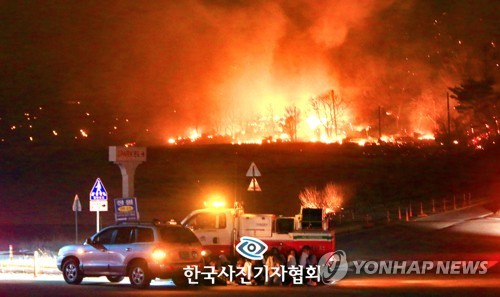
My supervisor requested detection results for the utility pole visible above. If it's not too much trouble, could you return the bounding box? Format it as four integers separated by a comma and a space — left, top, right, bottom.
293, 106, 298, 142
246, 162, 262, 212
72, 195, 82, 244
331, 90, 338, 137
447, 92, 451, 143
234, 150, 238, 206
378, 105, 382, 141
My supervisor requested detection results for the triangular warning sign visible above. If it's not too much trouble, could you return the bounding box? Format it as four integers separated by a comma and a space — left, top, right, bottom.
247, 178, 262, 191
72, 194, 82, 212
246, 162, 262, 177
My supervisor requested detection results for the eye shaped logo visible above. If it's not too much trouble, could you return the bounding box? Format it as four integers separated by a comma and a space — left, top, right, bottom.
235, 236, 268, 260
318, 250, 348, 284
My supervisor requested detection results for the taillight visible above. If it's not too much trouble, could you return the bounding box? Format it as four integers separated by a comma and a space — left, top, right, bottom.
152, 248, 167, 261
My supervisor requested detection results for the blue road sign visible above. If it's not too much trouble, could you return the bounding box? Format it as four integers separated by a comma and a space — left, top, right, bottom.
90, 178, 108, 201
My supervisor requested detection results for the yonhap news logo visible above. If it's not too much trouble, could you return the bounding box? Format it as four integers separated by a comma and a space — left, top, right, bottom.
351, 260, 488, 275
236, 236, 268, 260
318, 250, 349, 284
317, 251, 490, 285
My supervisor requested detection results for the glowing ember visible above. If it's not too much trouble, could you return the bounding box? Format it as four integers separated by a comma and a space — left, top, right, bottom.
189, 130, 200, 142
417, 134, 435, 140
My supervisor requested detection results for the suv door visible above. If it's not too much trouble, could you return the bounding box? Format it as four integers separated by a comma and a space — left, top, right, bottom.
107, 226, 156, 275
107, 227, 135, 275
83, 227, 117, 274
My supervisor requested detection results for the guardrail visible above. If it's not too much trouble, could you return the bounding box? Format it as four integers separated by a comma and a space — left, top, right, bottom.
0, 251, 58, 276
332, 193, 490, 232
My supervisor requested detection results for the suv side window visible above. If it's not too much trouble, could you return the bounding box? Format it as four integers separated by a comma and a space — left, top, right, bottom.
134, 227, 154, 243
159, 226, 199, 243
94, 228, 117, 244
114, 227, 133, 244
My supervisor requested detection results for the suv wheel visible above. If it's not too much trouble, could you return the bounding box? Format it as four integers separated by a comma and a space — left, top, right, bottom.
106, 276, 125, 283
172, 274, 189, 288
128, 261, 151, 289
62, 258, 84, 285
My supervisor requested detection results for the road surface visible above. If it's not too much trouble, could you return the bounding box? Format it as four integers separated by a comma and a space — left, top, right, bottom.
1, 204, 499, 296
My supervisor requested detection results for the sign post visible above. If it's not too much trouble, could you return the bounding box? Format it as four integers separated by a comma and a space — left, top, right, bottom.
246, 162, 262, 211
89, 178, 108, 232
109, 146, 146, 198
72, 194, 82, 243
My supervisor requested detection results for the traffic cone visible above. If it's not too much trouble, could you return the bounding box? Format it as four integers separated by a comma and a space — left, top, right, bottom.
405, 208, 409, 222
398, 207, 402, 220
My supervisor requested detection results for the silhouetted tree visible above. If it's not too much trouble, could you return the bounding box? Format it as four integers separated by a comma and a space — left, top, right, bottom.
310, 89, 347, 138
299, 183, 345, 214
281, 106, 300, 141
449, 78, 499, 147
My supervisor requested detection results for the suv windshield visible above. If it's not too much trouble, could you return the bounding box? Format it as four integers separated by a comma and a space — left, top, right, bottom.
159, 226, 199, 244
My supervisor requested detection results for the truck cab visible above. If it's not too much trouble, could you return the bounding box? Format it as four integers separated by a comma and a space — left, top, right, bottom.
181, 208, 236, 257
181, 205, 335, 260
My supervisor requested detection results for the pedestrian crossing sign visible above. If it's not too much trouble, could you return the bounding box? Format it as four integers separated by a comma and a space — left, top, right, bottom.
90, 178, 108, 201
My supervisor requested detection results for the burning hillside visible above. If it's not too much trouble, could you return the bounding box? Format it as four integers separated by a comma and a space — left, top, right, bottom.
0, 1, 498, 148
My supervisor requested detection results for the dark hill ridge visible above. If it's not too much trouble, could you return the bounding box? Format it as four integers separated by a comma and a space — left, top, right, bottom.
0, 143, 498, 229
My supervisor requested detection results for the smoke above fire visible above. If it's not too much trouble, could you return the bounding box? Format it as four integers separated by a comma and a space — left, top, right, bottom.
1, 0, 498, 145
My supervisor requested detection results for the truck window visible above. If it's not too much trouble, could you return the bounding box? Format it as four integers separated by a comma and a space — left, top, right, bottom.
185, 213, 227, 230
218, 213, 226, 229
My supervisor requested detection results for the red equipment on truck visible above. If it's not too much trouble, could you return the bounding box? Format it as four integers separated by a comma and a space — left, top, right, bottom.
181, 202, 335, 259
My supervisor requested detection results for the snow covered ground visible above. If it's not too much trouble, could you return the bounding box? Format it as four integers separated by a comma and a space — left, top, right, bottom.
414, 204, 500, 236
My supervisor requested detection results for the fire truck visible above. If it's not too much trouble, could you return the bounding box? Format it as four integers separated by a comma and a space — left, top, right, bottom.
180, 203, 335, 260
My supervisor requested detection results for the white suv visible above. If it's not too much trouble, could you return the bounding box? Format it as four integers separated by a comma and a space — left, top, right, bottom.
57, 222, 203, 288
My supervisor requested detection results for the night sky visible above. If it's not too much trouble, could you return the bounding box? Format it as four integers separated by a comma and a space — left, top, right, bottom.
0, 0, 498, 146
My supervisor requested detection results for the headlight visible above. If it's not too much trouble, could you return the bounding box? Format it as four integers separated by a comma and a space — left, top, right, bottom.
152, 248, 167, 261
201, 250, 207, 257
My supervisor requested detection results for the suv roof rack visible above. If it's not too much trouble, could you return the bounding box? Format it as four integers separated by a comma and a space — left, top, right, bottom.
114, 219, 178, 226
115, 220, 144, 225
152, 218, 178, 226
